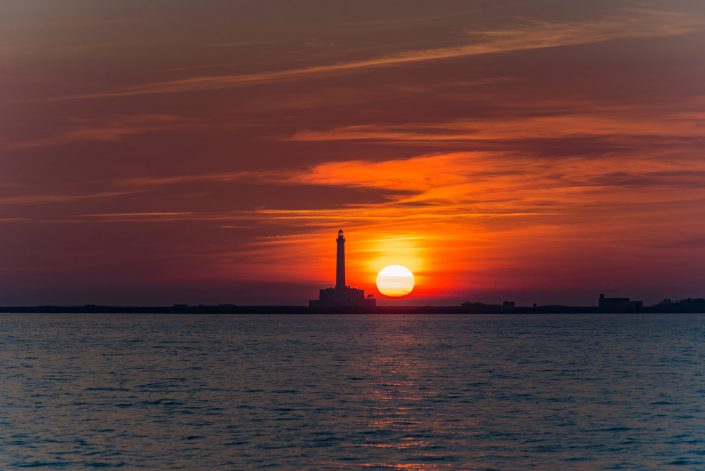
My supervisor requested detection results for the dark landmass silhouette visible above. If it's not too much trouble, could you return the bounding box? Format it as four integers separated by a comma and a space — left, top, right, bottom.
0, 235, 701, 315
1, 297, 703, 314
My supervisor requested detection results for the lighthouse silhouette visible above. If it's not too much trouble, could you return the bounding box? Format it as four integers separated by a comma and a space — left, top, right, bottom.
336, 229, 345, 289
309, 229, 376, 309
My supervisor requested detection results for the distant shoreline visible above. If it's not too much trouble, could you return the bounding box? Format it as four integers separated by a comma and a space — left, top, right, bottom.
1, 301, 703, 315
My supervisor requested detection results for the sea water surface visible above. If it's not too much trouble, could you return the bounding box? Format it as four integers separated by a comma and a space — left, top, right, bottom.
1, 313, 704, 469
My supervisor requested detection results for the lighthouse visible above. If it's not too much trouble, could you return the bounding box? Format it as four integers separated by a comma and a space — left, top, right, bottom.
309, 229, 376, 309
336, 229, 345, 289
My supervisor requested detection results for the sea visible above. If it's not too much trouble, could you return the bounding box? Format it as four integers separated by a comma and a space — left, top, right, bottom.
1, 313, 704, 470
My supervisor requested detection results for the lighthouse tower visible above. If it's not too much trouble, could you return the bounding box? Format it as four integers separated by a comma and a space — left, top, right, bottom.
336, 229, 345, 289
309, 229, 376, 309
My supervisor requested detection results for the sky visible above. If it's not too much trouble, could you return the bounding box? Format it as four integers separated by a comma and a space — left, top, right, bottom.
1, 0, 705, 306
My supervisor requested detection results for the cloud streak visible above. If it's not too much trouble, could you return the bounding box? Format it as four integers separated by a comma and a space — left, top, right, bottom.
0, 190, 141, 206
5, 114, 183, 149
117, 171, 261, 188
35, 9, 704, 101
285, 109, 705, 144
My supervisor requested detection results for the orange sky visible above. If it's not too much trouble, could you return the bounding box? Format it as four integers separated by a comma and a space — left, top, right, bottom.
1, 1, 704, 305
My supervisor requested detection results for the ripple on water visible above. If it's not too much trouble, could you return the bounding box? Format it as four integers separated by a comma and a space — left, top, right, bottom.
1, 313, 704, 469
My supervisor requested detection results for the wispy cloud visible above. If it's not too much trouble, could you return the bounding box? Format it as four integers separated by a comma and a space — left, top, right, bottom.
0, 190, 141, 206
77, 211, 195, 222
34, 9, 703, 101
117, 171, 260, 188
5, 114, 183, 149
0, 217, 29, 223
285, 109, 705, 144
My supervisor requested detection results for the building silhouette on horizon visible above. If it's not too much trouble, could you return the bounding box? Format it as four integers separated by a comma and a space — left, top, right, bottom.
309, 230, 376, 309
598, 293, 643, 312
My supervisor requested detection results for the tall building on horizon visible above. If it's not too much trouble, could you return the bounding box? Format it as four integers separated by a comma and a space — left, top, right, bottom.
309, 229, 376, 309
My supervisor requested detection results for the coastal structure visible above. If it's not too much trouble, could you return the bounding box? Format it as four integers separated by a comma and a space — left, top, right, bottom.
309, 230, 376, 309
598, 293, 643, 312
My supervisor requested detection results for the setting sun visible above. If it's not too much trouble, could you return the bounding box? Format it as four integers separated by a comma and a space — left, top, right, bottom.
376, 265, 415, 297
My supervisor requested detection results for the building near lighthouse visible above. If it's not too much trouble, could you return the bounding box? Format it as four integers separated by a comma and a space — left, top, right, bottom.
309, 230, 376, 309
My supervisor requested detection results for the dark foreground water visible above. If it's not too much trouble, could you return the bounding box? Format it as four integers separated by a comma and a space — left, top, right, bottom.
1, 313, 704, 469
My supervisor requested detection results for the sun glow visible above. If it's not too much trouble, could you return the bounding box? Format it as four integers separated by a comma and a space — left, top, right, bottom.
376, 265, 415, 297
